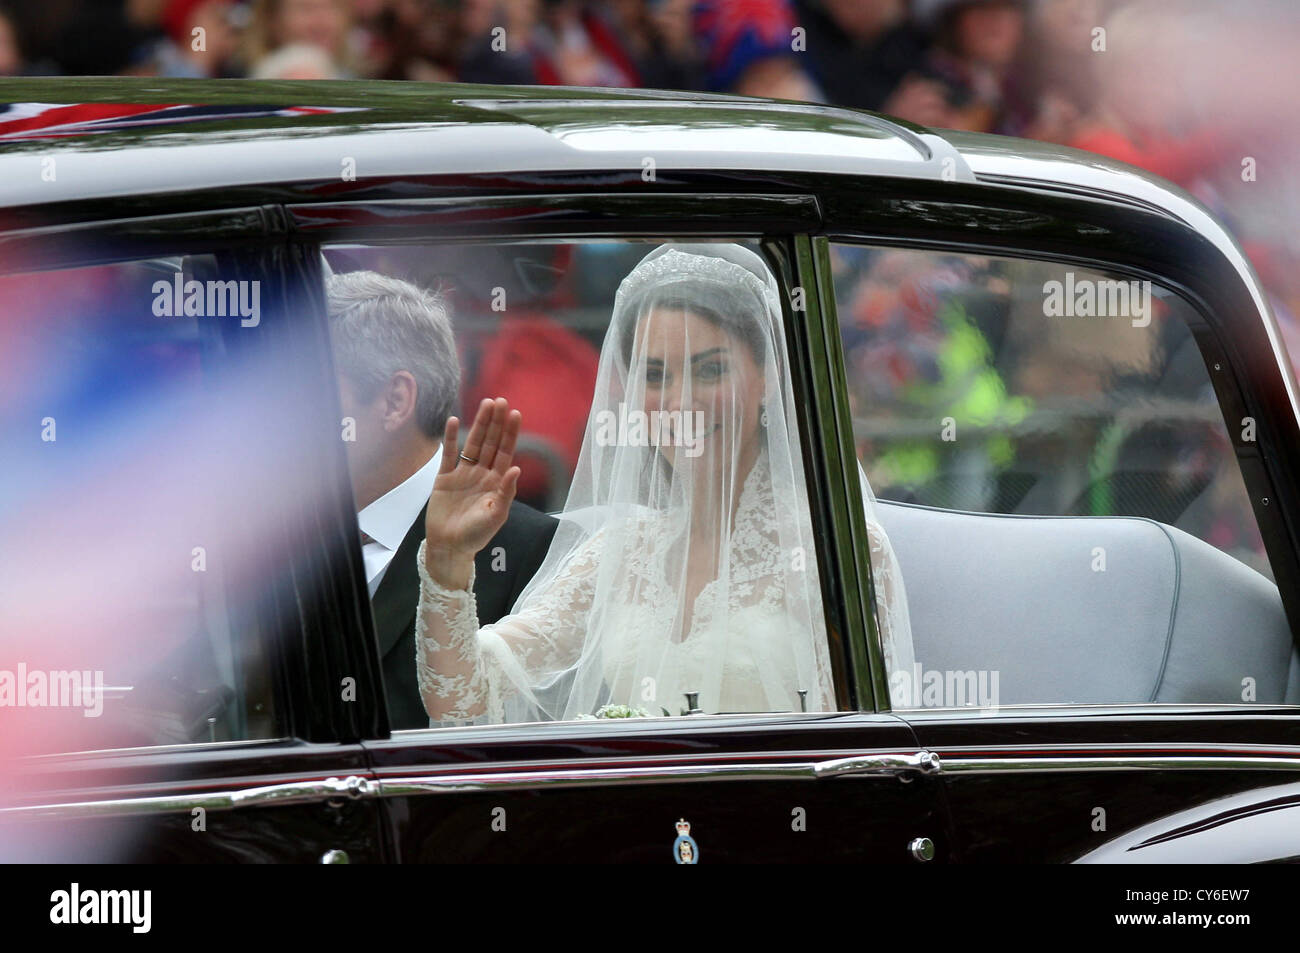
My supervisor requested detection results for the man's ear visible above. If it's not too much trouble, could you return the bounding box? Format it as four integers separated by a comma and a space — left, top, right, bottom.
381, 370, 419, 432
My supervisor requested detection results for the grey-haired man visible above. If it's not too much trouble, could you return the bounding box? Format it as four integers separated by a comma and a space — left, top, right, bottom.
327, 270, 557, 729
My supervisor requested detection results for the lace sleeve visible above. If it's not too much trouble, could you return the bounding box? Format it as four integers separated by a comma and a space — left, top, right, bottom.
863, 517, 916, 704
414, 533, 604, 725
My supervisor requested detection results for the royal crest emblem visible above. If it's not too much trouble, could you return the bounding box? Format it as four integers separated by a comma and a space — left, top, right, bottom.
673, 818, 699, 864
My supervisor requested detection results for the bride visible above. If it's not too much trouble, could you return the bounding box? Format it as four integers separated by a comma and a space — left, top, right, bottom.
415, 243, 914, 725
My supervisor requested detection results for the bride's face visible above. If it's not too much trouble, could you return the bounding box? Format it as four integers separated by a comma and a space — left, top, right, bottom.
634, 307, 765, 472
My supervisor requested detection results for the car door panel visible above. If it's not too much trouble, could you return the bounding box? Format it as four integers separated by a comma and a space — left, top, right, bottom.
903, 707, 1300, 863
365, 715, 952, 862
0, 744, 386, 863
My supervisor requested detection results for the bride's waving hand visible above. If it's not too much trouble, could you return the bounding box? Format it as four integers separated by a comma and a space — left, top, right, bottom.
423, 397, 522, 591
416, 396, 605, 724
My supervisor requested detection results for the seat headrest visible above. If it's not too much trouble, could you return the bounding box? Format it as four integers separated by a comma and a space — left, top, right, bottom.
874, 501, 1291, 706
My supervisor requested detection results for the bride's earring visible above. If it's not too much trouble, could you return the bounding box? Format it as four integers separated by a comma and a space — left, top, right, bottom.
760, 402, 769, 428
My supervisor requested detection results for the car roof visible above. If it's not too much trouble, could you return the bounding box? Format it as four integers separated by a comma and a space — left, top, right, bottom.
0, 79, 1237, 242
0, 79, 1237, 254
0, 78, 980, 201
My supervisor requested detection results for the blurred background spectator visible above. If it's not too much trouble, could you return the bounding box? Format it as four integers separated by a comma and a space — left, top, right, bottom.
243, 0, 354, 76
693, 0, 819, 98
0, 8, 25, 76
248, 40, 342, 77
147, 0, 242, 77
910, 0, 1027, 132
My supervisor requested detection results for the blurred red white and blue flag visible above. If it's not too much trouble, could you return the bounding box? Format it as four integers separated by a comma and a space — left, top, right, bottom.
0, 102, 363, 141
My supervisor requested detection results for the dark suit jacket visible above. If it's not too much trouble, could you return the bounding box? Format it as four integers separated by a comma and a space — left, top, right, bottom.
372, 501, 558, 729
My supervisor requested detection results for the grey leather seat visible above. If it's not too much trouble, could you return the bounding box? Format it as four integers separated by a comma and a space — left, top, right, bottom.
874, 500, 1300, 706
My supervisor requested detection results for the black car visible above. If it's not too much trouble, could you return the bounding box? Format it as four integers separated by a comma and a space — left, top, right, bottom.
1, 79, 1298, 864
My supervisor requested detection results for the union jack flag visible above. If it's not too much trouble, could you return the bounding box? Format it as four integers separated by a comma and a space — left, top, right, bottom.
0, 102, 364, 142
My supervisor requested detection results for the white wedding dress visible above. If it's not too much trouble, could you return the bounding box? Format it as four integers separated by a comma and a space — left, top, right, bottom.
414, 454, 913, 724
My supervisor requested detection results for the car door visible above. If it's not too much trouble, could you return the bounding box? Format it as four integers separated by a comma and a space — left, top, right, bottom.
815, 159, 1300, 863
0, 210, 388, 863
297, 194, 953, 862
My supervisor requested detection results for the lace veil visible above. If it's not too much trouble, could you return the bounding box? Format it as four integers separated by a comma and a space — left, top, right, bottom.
479, 243, 915, 721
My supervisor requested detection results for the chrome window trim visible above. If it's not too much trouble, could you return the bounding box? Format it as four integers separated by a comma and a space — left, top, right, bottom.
0, 754, 929, 819
10, 742, 1300, 819
379, 752, 939, 797
383, 709, 867, 738
0, 775, 378, 821
896, 702, 1300, 716
933, 740, 1300, 774
941, 755, 1300, 775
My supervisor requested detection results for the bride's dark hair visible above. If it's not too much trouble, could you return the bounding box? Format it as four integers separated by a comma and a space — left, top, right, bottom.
616, 244, 773, 369
608, 244, 783, 501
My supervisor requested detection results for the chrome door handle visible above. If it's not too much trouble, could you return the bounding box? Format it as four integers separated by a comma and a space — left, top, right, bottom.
323, 775, 378, 808
813, 750, 942, 779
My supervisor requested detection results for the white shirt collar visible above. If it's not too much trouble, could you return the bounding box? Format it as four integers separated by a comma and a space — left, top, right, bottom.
358, 447, 442, 553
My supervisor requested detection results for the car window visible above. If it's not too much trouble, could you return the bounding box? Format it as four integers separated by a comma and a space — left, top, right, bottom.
321, 239, 839, 728
830, 242, 1296, 710
0, 256, 286, 753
